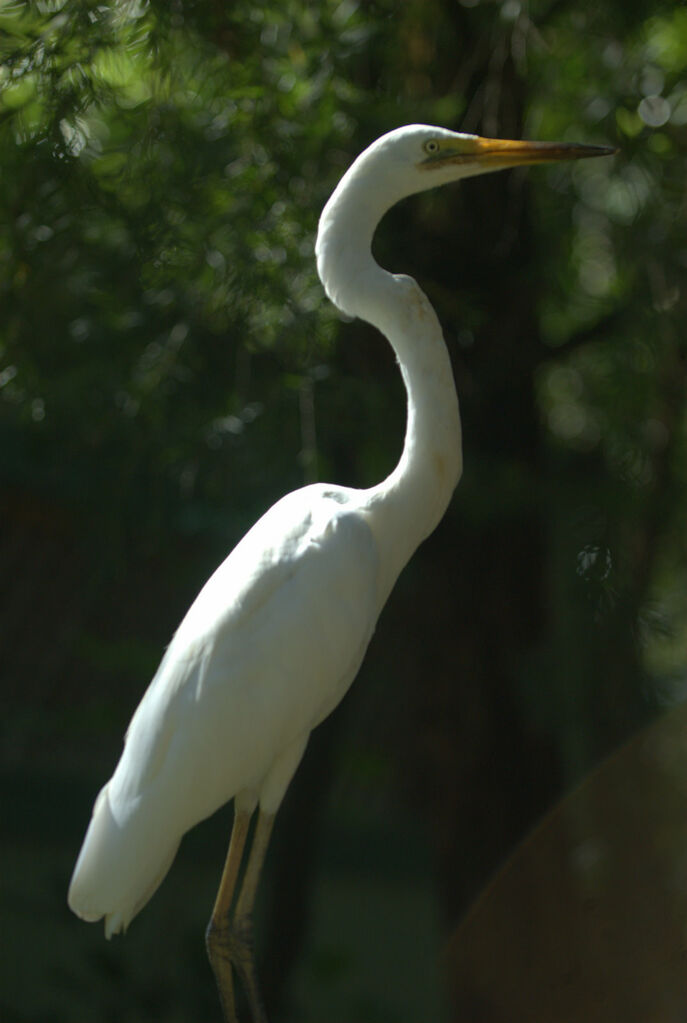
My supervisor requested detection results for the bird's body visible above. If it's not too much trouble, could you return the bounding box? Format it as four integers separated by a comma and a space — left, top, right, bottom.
69, 304, 460, 936
68, 123, 612, 1021
69, 484, 382, 934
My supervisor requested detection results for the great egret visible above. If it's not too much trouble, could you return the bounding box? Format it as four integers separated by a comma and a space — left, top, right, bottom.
68, 125, 612, 1022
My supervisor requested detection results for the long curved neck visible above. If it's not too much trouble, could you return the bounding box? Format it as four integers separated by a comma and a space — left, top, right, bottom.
316, 171, 462, 603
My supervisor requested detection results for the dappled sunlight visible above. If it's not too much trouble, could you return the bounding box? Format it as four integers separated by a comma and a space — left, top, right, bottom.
2, 0, 687, 1020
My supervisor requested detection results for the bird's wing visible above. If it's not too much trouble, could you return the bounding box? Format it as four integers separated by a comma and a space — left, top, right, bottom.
68, 487, 380, 934
107, 486, 380, 825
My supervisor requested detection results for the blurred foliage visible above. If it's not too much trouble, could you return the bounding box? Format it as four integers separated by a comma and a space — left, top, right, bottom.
523, 2, 687, 770
0, 0, 364, 554
2, 0, 687, 1021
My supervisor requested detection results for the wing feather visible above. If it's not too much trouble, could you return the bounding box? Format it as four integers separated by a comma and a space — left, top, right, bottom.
70, 485, 380, 932
109, 485, 379, 827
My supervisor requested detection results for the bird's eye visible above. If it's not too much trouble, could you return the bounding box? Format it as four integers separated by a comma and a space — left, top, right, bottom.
423, 140, 440, 155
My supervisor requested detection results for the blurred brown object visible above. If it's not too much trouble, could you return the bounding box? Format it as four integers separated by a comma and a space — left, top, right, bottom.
446, 703, 687, 1022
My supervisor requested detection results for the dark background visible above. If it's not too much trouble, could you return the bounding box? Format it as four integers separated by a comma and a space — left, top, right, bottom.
2, 1, 687, 1020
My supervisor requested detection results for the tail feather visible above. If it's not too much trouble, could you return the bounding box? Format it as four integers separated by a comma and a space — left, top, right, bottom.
68, 783, 179, 937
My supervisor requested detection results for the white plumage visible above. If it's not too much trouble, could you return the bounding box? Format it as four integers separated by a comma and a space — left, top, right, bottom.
68, 124, 611, 1021
69, 486, 380, 935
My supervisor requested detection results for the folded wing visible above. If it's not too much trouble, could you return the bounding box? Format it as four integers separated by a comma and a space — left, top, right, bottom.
68, 485, 380, 934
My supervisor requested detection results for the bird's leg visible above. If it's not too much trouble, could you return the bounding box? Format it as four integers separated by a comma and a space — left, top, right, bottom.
229, 809, 275, 1023
206, 807, 275, 1023
206, 808, 252, 1023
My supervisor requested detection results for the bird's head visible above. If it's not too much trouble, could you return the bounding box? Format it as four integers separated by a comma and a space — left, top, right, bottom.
316, 124, 614, 318
357, 123, 614, 200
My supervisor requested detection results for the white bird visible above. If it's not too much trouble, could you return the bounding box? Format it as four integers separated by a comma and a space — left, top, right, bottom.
68, 124, 612, 1022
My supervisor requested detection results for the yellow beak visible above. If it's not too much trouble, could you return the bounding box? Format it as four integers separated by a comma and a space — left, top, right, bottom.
423, 135, 616, 171
472, 135, 616, 167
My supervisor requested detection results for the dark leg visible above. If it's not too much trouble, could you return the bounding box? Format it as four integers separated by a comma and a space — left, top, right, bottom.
206, 808, 276, 1023
231, 811, 275, 1022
